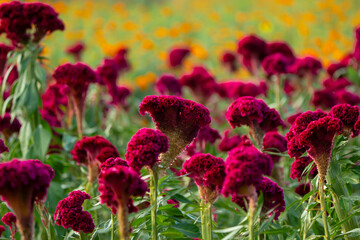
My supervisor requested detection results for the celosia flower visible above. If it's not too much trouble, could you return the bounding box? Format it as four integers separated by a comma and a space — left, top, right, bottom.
100, 157, 128, 170
327, 62, 347, 78
125, 128, 169, 171
66, 42, 85, 62
179, 66, 218, 102
323, 77, 351, 91
181, 153, 225, 203
96, 59, 119, 88
237, 35, 267, 74
266, 41, 295, 61
263, 132, 287, 163
0, 113, 21, 140
0, 44, 13, 75
312, 89, 338, 109
220, 51, 238, 72
71, 136, 120, 182
187, 126, 221, 156
283, 79, 295, 96
329, 104, 360, 137
113, 48, 131, 72
155, 74, 182, 96
0, 159, 54, 239
218, 130, 243, 152
336, 90, 360, 106
54, 191, 94, 234
287, 112, 302, 125
288, 56, 322, 78
262, 53, 291, 76
295, 183, 311, 196
168, 47, 190, 68
0, 139, 8, 153
0, 225, 4, 236
139, 95, 211, 166
167, 199, 180, 208
108, 86, 131, 108
2, 212, 16, 238
0, 1, 64, 46
217, 81, 265, 99
290, 156, 318, 181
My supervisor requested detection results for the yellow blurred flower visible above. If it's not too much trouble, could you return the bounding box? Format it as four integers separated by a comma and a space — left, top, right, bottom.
161, 7, 172, 17
155, 27, 168, 38
123, 21, 137, 31
136, 72, 156, 90
191, 44, 208, 60
142, 39, 155, 50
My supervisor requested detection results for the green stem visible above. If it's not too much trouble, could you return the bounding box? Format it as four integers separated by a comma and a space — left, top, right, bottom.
274, 75, 281, 114
111, 214, 115, 240
79, 231, 87, 240
149, 166, 158, 240
117, 200, 129, 240
318, 174, 330, 240
248, 198, 256, 240
200, 199, 212, 240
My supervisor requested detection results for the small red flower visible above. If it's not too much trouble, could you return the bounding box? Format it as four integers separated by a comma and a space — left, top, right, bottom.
168, 47, 190, 68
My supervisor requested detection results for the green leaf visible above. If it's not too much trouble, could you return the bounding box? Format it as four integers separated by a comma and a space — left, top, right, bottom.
170, 223, 201, 238
19, 121, 32, 158
33, 124, 52, 160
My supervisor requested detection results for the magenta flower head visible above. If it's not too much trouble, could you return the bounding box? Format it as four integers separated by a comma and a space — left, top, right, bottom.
287, 112, 302, 125
0, 225, 4, 237
327, 62, 347, 78
168, 47, 190, 68
0, 139, 8, 153
66, 42, 85, 62
113, 48, 131, 72
217, 81, 265, 99
220, 51, 238, 72
336, 90, 360, 106
125, 128, 169, 171
266, 41, 295, 61
139, 95, 211, 167
155, 74, 182, 96
288, 56, 322, 78
181, 153, 225, 203
2, 212, 16, 238
100, 157, 128, 170
226, 96, 285, 146
0, 113, 21, 140
329, 104, 360, 137
0, 1, 64, 46
54, 191, 94, 234
262, 53, 291, 76
218, 130, 243, 152
96, 58, 119, 87
290, 156, 317, 181
237, 35, 267, 74
323, 77, 351, 91
187, 125, 221, 156
0, 43, 13, 75
0, 159, 54, 239
71, 136, 120, 182
179, 66, 218, 102
109, 86, 131, 108
263, 132, 287, 163
312, 89, 338, 109
295, 183, 311, 196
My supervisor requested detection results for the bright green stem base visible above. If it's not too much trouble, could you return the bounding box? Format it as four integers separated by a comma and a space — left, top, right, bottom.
248, 197, 256, 240
111, 214, 115, 240
200, 199, 212, 240
149, 167, 158, 240
319, 175, 330, 240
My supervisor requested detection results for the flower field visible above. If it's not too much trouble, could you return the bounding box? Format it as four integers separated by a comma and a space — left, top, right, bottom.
0, 0, 359, 240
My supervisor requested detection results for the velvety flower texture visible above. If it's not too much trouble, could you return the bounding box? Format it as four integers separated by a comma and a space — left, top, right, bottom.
221, 51, 238, 72
323, 77, 351, 91
290, 156, 318, 181
187, 126, 221, 156
125, 128, 169, 171
263, 132, 287, 163
2, 212, 16, 236
98, 165, 148, 214
327, 62, 347, 77
139, 95, 211, 166
217, 81, 265, 99
266, 41, 295, 61
181, 153, 225, 203
336, 90, 360, 106
54, 191, 94, 234
287, 112, 302, 125
0, 113, 21, 139
0, 1, 64, 45
96, 59, 119, 87
237, 35, 267, 73
0, 225, 4, 237
113, 48, 131, 72
295, 183, 311, 196
289, 56, 322, 77
100, 157, 128, 170
168, 47, 190, 68
0, 44, 13, 75
312, 89, 338, 109
262, 53, 291, 76
66, 42, 85, 61
218, 130, 243, 152
155, 74, 182, 96
0, 139, 8, 153
329, 104, 360, 137
109, 86, 131, 108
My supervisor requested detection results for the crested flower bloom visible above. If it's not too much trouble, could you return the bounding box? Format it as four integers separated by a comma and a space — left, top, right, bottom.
220, 51, 238, 72
0, 1, 64, 46
155, 74, 182, 96
329, 104, 360, 137
108, 86, 131, 108
226, 96, 284, 145
187, 126, 221, 156
54, 191, 95, 234
0, 113, 21, 140
266, 41, 295, 61
113, 48, 131, 73
263, 132, 287, 163
283, 79, 295, 96
336, 90, 360, 106
53, 62, 98, 137
237, 35, 267, 74
168, 47, 190, 68
262, 53, 291, 76
100, 157, 128, 170
312, 89, 338, 109
125, 128, 169, 171
181, 153, 225, 203
287, 112, 302, 125
218, 130, 243, 152
2, 212, 16, 238
96, 59, 119, 87
179, 66, 218, 102
295, 183, 311, 196
327, 62, 347, 78
71, 136, 120, 182
323, 77, 351, 91
288, 56, 322, 78
290, 156, 318, 181
0, 225, 4, 237
0, 139, 8, 153
217, 81, 265, 99
66, 42, 85, 62
0, 44, 13, 75
139, 95, 211, 167
0, 159, 54, 240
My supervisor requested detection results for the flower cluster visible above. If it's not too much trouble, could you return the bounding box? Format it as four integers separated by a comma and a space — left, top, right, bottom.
168, 47, 190, 68
290, 156, 318, 181
66, 42, 85, 61
1, 212, 16, 237
0, 113, 21, 140
155, 74, 182, 96
263, 131, 287, 163
217, 81, 266, 99
218, 130, 244, 152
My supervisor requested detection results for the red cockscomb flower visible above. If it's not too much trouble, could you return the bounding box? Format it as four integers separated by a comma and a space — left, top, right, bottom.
0, 225, 4, 237
0, 44, 13, 75
0, 139, 7, 153
237, 35, 267, 74
54, 191, 94, 234
262, 53, 291, 76
125, 128, 169, 171
290, 156, 318, 181
0, 159, 54, 239
96, 59, 119, 87
0, 113, 21, 140
266, 41, 295, 61
2, 212, 16, 238
168, 47, 190, 68
327, 62, 347, 78
221, 51, 238, 72
263, 132, 287, 163
288, 56, 322, 78
312, 89, 338, 109
287, 112, 302, 125
336, 90, 360, 106
217, 81, 265, 99
108, 86, 131, 108
218, 130, 243, 152
113, 48, 131, 72
155, 74, 182, 96
323, 77, 351, 91
66, 42, 85, 62
295, 183, 311, 196
329, 104, 360, 137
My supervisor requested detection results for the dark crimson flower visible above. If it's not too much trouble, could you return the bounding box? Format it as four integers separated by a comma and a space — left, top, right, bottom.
0, 159, 54, 239
167, 199, 180, 208
288, 56, 322, 78
181, 153, 225, 203
139, 95, 211, 166
287, 112, 302, 125
113, 48, 131, 72
0, 225, 4, 236
217, 81, 265, 99
263, 132, 287, 163
71, 136, 120, 182
108, 86, 131, 109
0, 1, 64, 46
341, 53, 354, 66
327, 62, 347, 78
283, 79, 295, 96
218, 130, 243, 152
96, 59, 119, 87
156, 74, 182, 96
187, 126, 221, 156
312, 89, 338, 109
323, 77, 351, 91
266, 41, 295, 61
2, 212, 16, 238
179, 66, 218, 102
220, 51, 238, 72
295, 183, 311, 196
290, 156, 318, 181
262, 53, 291, 76
54, 191, 94, 234
0, 113, 21, 140
0, 44, 13, 75
0, 139, 8, 153
100, 157, 128, 171
336, 90, 360, 106
237, 35, 267, 74
125, 128, 169, 171
168, 47, 190, 68
66, 42, 85, 62
329, 104, 360, 137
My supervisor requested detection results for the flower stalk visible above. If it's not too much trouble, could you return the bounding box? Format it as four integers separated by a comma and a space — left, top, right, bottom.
117, 199, 129, 240
318, 174, 330, 240
200, 198, 212, 240
149, 166, 158, 240
248, 187, 258, 240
